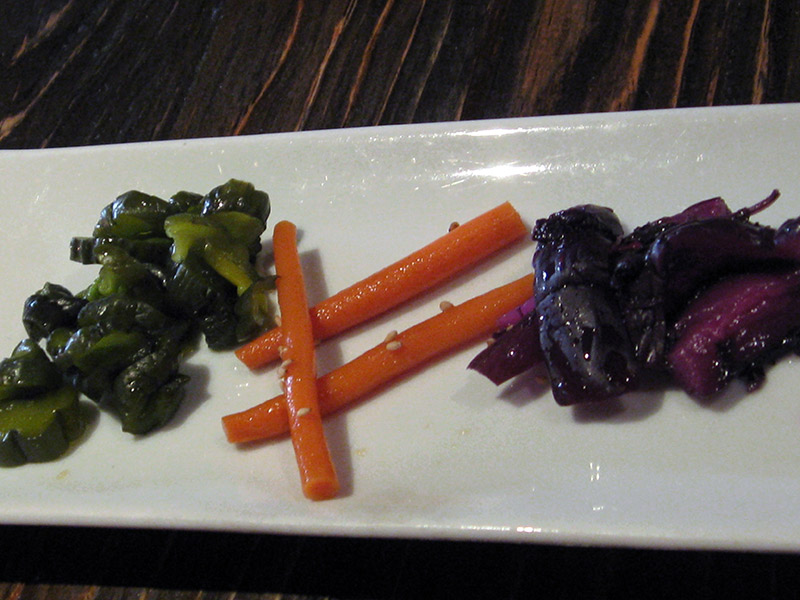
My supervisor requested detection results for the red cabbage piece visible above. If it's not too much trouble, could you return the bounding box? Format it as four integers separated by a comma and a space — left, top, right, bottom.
470, 189, 800, 407
467, 310, 543, 385
496, 296, 536, 330
668, 268, 800, 397
611, 191, 789, 368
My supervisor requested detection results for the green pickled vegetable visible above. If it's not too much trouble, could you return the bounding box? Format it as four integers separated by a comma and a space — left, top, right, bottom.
79, 247, 166, 307
202, 241, 260, 295
234, 279, 276, 343
0, 386, 84, 466
109, 341, 188, 435
168, 190, 203, 214
164, 213, 223, 262
76, 295, 170, 333
207, 211, 266, 252
164, 213, 260, 293
0, 340, 63, 402
93, 190, 180, 239
56, 326, 151, 373
165, 254, 233, 318
23, 284, 87, 341
200, 179, 270, 222
5, 179, 275, 466
70, 236, 173, 266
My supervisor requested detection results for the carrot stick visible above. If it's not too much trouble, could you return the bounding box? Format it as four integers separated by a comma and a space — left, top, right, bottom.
235, 202, 527, 369
222, 273, 534, 444
272, 220, 339, 501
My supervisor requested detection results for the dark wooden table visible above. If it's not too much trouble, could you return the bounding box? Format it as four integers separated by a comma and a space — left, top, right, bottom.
4, 2, 800, 599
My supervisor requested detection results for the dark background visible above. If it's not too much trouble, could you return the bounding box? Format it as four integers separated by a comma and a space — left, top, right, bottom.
3, 1, 800, 599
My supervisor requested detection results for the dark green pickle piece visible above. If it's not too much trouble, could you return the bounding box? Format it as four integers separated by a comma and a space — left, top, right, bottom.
79, 246, 166, 307
56, 326, 151, 373
0, 386, 84, 467
22, 284, 86, 341
76, 295, 170, 333
93, 190, 179, 239
164, 213, 262, 295
110, 346, 188, 435
0, 340, 62, 402
167, 190, 203, 214
70, 236, 173, 266
200, 179, 270, 222
234, 279, 276, 343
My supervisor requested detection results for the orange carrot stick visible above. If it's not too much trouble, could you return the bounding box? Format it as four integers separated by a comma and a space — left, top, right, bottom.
235, 202, 527, 369
273, 220, 339, 501
223, 273, 534, 444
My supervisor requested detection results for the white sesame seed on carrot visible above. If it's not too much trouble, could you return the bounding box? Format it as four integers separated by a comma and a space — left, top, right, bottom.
277, 358, 293, 378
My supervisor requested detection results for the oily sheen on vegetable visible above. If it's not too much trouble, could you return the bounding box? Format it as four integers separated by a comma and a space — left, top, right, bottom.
1, 180, 275, 466
469, 191, 800, 405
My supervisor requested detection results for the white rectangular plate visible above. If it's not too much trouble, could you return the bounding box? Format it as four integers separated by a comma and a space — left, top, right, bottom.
3, 104, 800, 551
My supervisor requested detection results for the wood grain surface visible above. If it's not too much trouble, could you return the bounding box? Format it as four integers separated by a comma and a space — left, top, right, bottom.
4, 0, 800, 150
3, 1, 800, 599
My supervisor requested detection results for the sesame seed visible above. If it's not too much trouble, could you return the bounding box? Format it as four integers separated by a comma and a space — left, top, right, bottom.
449, 221, 460, 231
296, 407, 311, 417
439, 300, 454, 312
383, 330, 398, 343
278, 345, 288, 359
274, 315, 282, 327
277, 358, 292, 378
385, 341, 402, 351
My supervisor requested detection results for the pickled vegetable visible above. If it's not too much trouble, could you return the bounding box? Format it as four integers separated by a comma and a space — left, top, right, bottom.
471, 190, 800, 407
531, 205, 638, 405
2, 180, 275, 465
0, 386, 84, 467
0, 340, 62, 402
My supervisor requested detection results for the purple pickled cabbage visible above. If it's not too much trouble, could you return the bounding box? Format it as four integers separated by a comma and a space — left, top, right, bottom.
611, 190, 788, 368
774, 216, 800, 260
646, 217, 787, 315
668, 269, 800, 397
470, 189, 800, 407
468, 310, 543, 385
496, 296, 536, 330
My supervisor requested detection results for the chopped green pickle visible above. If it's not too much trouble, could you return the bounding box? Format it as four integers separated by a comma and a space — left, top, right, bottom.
206, 211, 266, 251
93, 190, 179, 239
0, 339, 62, 402
202, 243, 259, 295
0, 386, 85, 467
200, 179, 270, 222
8, 180, 274, 465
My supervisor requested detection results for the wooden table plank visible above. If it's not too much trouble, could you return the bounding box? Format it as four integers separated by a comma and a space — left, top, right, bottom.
5, 0, 800, 150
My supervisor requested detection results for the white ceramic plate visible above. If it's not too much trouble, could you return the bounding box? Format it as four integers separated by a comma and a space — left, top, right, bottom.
3, 104, 800, 551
